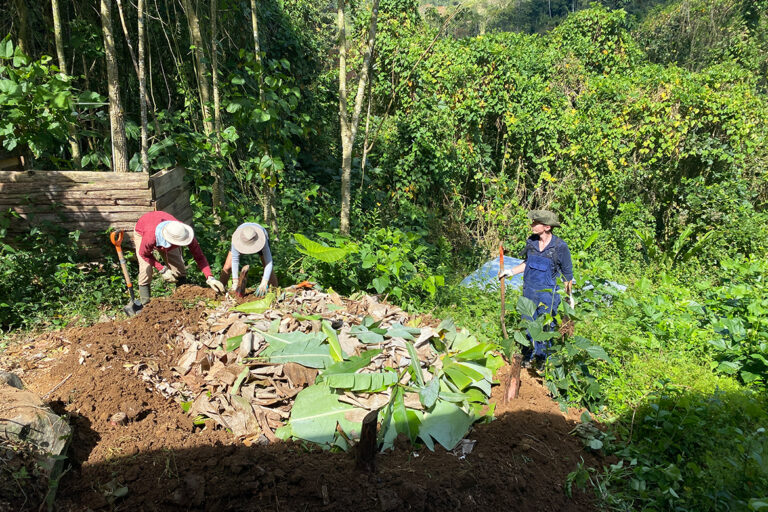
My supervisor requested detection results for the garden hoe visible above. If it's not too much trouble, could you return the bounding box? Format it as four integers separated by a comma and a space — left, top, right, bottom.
110, 230, 143, 316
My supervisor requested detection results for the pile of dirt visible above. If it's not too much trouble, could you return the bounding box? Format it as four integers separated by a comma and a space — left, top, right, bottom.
0, 286, 605, 511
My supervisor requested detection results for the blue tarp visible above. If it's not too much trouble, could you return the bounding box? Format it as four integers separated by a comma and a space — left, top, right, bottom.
460, 257, 524, 291
460, 258, 628, 297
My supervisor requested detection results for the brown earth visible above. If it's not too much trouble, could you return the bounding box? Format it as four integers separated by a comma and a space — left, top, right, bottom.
1, 286, 603, 511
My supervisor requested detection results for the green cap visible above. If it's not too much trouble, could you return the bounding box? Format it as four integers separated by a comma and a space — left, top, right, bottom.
527, 209, 561, 227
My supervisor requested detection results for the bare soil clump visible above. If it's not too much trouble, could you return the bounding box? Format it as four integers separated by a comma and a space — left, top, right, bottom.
1, 286, 603, 511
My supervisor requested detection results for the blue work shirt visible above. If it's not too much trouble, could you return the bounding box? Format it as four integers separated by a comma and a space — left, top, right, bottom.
521, 234, 573, 283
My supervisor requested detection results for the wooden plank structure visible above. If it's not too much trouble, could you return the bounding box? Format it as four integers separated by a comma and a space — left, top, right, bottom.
0, 167, 192, 250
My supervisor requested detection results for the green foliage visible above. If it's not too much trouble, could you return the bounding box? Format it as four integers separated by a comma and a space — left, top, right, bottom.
293, 228, 447, 304
571, 384, 768, 510
0, 36, 87, 165
636, 0, 768, 79
0, 215, 127, 330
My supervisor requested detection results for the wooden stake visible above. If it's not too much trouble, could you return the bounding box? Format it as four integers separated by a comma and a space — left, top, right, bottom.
355, 408, 379, 472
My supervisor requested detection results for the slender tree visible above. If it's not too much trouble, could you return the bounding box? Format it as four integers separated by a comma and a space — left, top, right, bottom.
100, 0, 129, 173
249, 0, 277, 235
13, 0, 30, 57
51, 0, 82, 167
338, 0, 380, 235
180, 0, 221, 211
137, 0, 150, 174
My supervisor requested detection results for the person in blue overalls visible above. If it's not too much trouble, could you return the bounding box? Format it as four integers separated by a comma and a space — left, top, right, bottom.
219, 223, 278, 296
499, 210, 573, 364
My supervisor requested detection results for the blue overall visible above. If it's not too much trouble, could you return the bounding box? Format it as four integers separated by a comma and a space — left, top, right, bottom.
522, 236, 569, 359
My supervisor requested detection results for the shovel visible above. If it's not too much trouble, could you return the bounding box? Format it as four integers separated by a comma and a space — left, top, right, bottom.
110, 230, 143, 316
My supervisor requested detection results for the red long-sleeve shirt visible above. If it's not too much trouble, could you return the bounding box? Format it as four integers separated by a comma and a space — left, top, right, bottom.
134, 211, 212, 278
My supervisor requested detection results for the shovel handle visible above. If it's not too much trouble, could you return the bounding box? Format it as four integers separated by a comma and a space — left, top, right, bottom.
110, 230, 135, 294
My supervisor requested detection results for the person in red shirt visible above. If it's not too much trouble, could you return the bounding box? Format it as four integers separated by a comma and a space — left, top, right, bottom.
132, 211, 224, 304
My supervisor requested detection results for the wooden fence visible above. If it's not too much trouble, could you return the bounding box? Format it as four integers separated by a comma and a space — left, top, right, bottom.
0, 167, 192, 249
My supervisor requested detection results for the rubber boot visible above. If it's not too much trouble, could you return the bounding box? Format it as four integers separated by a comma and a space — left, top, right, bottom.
139, 284, 151, 305
175, 276, 188, 287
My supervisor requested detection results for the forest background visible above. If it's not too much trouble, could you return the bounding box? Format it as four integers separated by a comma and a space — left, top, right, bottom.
1, 0, 768, 509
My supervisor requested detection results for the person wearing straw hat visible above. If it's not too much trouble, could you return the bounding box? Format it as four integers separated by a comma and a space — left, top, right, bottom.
220, 223, 277, 297
499, 209, 573, 364
133, 211, 225, 304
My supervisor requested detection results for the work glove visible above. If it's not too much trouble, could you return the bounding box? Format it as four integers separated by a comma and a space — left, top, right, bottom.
207, 276, 225, 293
255, 282, 269, 297
498, 268, 513, 280
159, 267, 178, 283
230, 278, 239, 292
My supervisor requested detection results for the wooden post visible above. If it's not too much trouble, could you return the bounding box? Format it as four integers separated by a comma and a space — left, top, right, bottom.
356, 408, 379, 472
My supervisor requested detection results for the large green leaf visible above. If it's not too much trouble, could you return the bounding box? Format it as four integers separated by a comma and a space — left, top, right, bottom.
322, 350, 382, 375
419, 400, 475, 451
232, 293, 275, 314
406, 342, 424, 388
386, 323, 420, 341
294, 233, 348, 263
262, 337, 333, 368
380, 387, 421, 449
322, 321, 344, 362
255, 329, 326, 351
349, 324, 385, 344
324, 371, 398, 392
281, 384, 361, 445
419, 377, 440, 409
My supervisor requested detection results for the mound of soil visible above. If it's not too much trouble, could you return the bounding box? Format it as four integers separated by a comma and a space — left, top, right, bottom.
1, 286, 604, 511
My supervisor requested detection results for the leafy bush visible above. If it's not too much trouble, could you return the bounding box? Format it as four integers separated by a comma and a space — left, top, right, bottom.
571, 384, 768, 511
0, 214, 127, 330
292, 227, 448, 305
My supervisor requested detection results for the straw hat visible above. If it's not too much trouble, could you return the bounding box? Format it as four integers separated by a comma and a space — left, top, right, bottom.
232, 224, 266, 254
161, 221, 194, 246
527, 209, 561, 227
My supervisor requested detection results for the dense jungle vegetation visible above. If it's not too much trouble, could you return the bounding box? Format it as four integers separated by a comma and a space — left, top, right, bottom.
1, 0, 768, 508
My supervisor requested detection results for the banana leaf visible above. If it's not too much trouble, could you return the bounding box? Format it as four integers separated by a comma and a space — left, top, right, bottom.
262, 337, 333, 368
277, 383, 362, 445
254, 329, 327, 351
321, 350, 382, 375
419, 400, 475, 451
322, 321, 344, 362
294, 233, 349, 263
232, 293, 275, 313
324, 371, 398, 392
386, 323, 421, 341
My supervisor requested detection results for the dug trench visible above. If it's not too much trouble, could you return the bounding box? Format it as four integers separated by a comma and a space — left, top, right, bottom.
2, 286, 604, 511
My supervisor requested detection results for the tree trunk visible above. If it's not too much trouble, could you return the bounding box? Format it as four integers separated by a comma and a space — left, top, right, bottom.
249, 0, 277, 236
13, 0, 30, 57
138, 0, 150, 174
51, 0, 82, 167
210, 0, 225, 220
181, 0, 214, 138
181, 0, 220, 211
338, 0, 380, 235
100, 0, 129, 173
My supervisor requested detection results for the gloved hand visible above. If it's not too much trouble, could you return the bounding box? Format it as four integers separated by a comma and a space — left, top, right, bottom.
159, 267, 178, 283
230, 278, 239, 292
207, 276, 225, 293
498, 268, 513, 280
255, 282, 269, 297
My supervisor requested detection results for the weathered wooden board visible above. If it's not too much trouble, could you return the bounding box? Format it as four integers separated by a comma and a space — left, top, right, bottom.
150, 167, 185, 199
0, 182, 149, 193
0, 197, 154, 207
0, 157, 24, 171
8, 205, 152, 214
0, 170, 149, 185
0, 168, 193, 251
